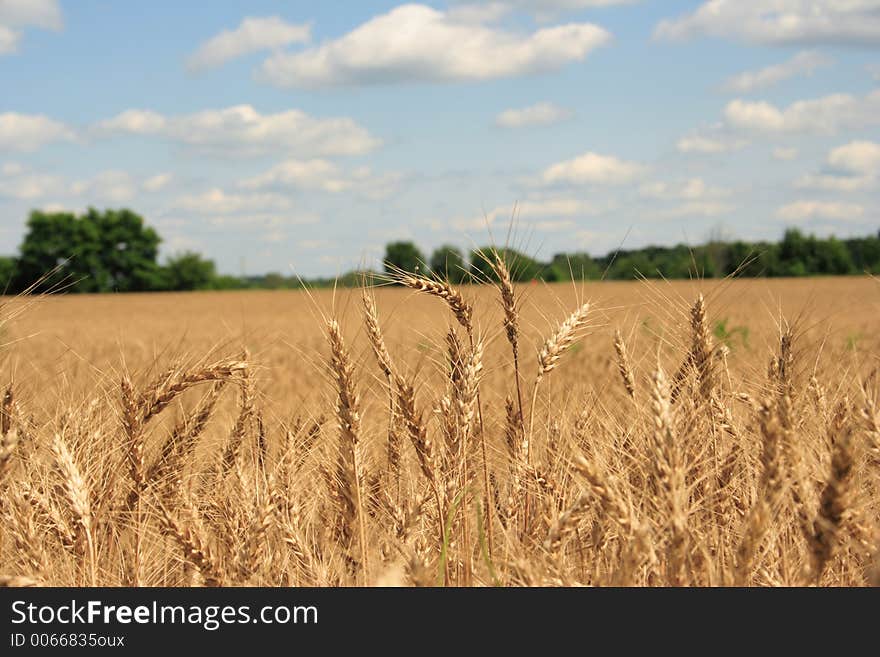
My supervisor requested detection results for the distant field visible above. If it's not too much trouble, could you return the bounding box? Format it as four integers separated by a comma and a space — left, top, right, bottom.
6, 277, 879, 409
1, 275, 879, 586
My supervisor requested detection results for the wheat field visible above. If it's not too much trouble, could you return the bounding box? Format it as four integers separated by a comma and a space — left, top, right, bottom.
1, 271, 879, 587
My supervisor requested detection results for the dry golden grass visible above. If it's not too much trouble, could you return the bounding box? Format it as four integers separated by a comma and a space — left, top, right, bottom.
0, 274, 878, 586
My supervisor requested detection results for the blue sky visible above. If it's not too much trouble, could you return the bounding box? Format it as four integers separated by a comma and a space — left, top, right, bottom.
1, 1, 879, 276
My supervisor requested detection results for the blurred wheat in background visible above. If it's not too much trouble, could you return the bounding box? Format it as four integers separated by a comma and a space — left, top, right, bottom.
0, 262, 878, 587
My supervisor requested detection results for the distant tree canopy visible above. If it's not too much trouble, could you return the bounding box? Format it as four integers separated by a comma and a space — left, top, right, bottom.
4, 209, 224, 294
469, 247, 546, 283
430, 245, 467, 283
14, 209, 164, 293
0, 208, 878, 295
383, 241, 425, 275
387, 228, 880, 283
162, 251, 217, 291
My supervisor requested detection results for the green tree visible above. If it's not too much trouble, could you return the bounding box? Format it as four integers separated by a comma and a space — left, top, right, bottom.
13, 208, 163, 293
211, 274, 245, 290
262, 272, 287, 290
0, 257, 17, 292
384, 241, 425, 275
549, 253, 600, 281
812, 236, 854, 275
162, 252, 217, 291
430, 245, 468, 283
470, 247, 545, 282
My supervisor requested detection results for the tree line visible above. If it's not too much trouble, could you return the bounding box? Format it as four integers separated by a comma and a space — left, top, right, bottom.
1, 208, 878, 294
384, 228, 880, 283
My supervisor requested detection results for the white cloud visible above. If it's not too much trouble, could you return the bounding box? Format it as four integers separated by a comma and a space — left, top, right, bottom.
640, 178, 733, 219
796, 173, 873, 192
722, 51, 830, 93
655, 201, 734, 219
0, 0, 62, 55
1, 162, 23, 176
655, 1, 880, 46
0, 25, 19, 54
0, 164, 63, 200
432, 197, 604, 232
504, 0, 640, 7
70, 170, 137, 203
796, 140, 880, 191
460, 0, 641, 20
676, 133, 746, 154
258, 4, 611, 88
143, 173, 173, 192
0, 112, 75, 151
241, 159, 401, 200
95, 109, 166, 135
490, 198, 602, 222
0, 166, 176, 203
0, 0, 63, 29
173, 188, 293, 215
777, 200, 865, 221
639, 178, 730, 201
495, 102, 573, 128
298, 239, 329, 250
773, 147, 799, 160
869, 63, 880, 80
96, 105, 380, 157
187, 16, 311, 72
724, 91, 880, 135
828, 140, 880, 174
540, 151, 644, 185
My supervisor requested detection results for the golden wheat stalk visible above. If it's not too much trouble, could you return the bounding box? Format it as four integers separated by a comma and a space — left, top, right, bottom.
398, 274, 473, 331
649, 367, 689, 586
734, 401, 786, 586
614, 329, 637, 400
326, 318, 369, 584
50, 433, 96, 586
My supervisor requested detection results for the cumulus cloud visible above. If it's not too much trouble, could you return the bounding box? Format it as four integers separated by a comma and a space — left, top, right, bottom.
495, 102, 573, 128
773, 147, 799, 160
676, 133, 746, 154
0, 166, 177, 202
723, 90, 880, 135
505, 0, 641, 7
434, 197, 604, 232
796, 140, 880, 191
95, 109, 166, 135
258, 4, 610, 88
0, 25, 18, 54
777, 200, 865, 221
655, 1, 880, 46
0, 163, 63, 200
241, 159, 401, 200
95, 105, 380, 157
540, 151, 644, 185
654, 201, 734, 219
70, 170, 137, 203
722, 51, 830, 93
0, 0, 62, 55
0, 112, 75, 151
639, 178, 730, 201
828, 140, 880, 173
173, 188, 294, 215
0, 0, 62, 29
0, 162, 23, 176
143, 173, 173, 192
187, 16, 311, 72
456, 0, 642, 20
488, 198, 602, 222
640, 179, 733, 218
